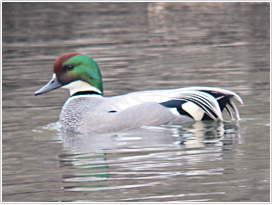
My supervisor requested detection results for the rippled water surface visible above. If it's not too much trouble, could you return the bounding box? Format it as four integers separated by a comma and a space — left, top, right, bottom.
2, 2, 270, 202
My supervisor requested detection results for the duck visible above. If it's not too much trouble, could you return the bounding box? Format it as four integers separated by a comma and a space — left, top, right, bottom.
35, 53, 243, 134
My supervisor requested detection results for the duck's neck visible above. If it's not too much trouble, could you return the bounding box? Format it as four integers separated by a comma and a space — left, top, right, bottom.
62, 80, 103, 96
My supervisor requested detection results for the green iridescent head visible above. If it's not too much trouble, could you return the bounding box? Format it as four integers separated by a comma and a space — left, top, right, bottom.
35, 53, 103, 95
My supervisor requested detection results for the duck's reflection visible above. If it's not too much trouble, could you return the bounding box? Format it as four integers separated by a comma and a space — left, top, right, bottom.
44, 120, 242, 193
58, 120, 241, 153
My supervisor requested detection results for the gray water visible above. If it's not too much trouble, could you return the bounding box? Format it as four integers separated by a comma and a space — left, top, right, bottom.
2, 2, 270, 202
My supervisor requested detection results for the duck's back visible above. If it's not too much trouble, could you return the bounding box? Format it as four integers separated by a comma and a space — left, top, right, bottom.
59, 86, 242, 134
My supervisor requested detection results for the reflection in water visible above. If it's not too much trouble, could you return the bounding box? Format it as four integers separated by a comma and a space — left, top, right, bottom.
43, 121, 243, 198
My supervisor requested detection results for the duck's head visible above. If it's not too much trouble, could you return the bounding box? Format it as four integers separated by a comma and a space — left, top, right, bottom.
35, 53, 103, 96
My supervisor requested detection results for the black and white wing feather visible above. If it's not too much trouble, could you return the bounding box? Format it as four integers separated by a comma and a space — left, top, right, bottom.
102, 86, 243, 121
160, 87, 243, 121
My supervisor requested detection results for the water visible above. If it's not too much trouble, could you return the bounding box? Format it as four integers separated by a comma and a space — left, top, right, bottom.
2, 2, 270, 202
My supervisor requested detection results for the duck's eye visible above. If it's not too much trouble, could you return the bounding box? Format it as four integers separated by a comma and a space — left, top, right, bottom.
64, 65, 74, 71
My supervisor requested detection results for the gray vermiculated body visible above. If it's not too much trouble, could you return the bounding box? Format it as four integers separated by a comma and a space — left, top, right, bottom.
59, 96, 193, 134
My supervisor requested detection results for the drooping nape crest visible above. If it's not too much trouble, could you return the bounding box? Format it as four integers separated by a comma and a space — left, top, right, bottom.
53, 53, 83, 75
52, 53, 103, 95
34, 53, 104, 96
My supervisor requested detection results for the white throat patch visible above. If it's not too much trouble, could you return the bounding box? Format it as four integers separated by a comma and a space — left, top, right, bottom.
62, 80, 102, 96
